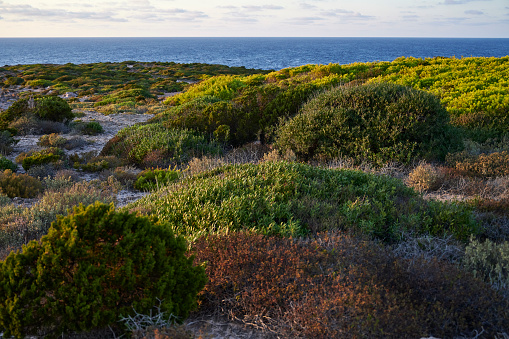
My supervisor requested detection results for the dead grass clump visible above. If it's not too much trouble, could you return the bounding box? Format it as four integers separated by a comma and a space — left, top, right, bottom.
407, 163, 444, 192
185, 156, 226, 178
192, 232, 509, 338
224, 142, 272, 164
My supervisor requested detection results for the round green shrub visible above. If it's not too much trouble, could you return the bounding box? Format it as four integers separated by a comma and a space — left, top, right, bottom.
34, 96, 74, 122
276, 83, 462, 165
0, 156, 16, 172
0, 202, 207, 338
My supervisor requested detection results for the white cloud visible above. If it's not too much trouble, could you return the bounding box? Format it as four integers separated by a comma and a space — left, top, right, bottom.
320, 9, 375, 21
465, 9, 484, 14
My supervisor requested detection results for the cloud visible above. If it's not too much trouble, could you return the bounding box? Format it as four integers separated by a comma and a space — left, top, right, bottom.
0, 2, 127, 22
441, 0, 489, 4
465, 9, 483, 15
130, 8, 208, 22
288, 16, 325, 25
300, 3, 317, 10
241, 5, 284, 11
320, 9, 375, 21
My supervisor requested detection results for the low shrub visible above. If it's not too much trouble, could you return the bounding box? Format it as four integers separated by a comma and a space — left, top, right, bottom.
128, 162, 479, 243
407, 163, 443, 192
20, 147, 64, 171
37, 133, 67, 147
112, 166, 139, 189
0, 155, 16, 172
276, 83, 462, 165
446, 151, 509, 177
134, 167, 182, 191
192, 232, 509, 338
463, 237, 509, 292
73, 155, 123, 172
0, 130, 16, 155
33, 96, 74, 122
0, 202, 207, 338
70, 120, 104, 135
0, 96, 73, 131
0, 169, 42, 198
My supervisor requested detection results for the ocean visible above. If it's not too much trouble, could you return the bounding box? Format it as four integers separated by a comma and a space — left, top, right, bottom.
0, 37, 508, 70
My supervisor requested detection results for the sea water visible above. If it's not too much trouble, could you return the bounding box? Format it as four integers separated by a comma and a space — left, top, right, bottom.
0, 37, 508, 70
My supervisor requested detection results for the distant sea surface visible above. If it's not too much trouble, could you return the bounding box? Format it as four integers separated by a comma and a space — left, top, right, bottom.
1, 37, 508, 70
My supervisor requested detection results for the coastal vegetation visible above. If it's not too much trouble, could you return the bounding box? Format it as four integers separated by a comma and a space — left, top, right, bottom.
0, 57, 509, 338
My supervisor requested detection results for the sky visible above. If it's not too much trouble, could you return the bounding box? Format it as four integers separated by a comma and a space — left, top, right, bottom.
0, 0, 508, 38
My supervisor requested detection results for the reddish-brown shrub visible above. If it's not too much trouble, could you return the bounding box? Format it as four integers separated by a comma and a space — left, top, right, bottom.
191, 232, 509, 338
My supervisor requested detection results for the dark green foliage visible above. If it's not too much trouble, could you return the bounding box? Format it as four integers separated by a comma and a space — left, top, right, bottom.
134, 167, 181, 191
0, 169, 43, 198
0, 156, 16, 172
0, 202, 207, 338
70, 119, 103, 135
276, 83, 462, 165
82, 121, 103, 135
21, 147, 64, 171
0, 96, 73, 135
33, 96, 74, 122
129, 162, 479, 243
0, 130, 16, 155
4, 76, 24, 86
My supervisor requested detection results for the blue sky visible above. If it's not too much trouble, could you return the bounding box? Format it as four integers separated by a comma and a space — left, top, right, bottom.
0, 0, 508, 37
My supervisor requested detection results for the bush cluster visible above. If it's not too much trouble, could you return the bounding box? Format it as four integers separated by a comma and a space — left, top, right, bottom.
276, 83, 462, 165
192, 232, 509, 338
0, 202, 207, 338
17, 147, 65, 171
0, 169, 43, 198
0, 96, 73, 136
446, 151, 509, 178
101, 124, 222, 168
129, 162, 479, 243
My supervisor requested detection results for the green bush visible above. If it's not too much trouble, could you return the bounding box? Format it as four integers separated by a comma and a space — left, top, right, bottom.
0, 202, 207, 338
0, 156, 16, 172
128, 162, 479, 243
33, 96, 74, 122
0, 96, 73, 131
463, 237, 509, 291
276, 83, 462, 165
20, 147, 64, 171
0, 130, 16, 155
4, 76, 24, 86
0, 169, 42, 198
69, 120, 104, 135
134, 167, 182, 191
